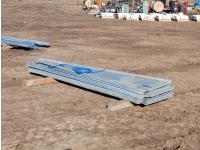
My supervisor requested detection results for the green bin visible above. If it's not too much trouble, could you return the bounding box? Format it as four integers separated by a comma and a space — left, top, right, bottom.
143, 1, 149, 13
120, 4, 129, 13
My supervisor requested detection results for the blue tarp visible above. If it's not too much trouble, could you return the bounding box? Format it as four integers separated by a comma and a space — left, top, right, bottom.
1, 35, 50, 49
28, 58, 175, 105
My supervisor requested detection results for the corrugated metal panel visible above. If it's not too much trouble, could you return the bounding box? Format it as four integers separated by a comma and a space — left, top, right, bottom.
1, 35, 50, 49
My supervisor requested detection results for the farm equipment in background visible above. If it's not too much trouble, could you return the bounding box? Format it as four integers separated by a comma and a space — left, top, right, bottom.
97, 0, 135, 13
134, 2, 143, 12
82, 0, 100, 11
169, 0, 182, 13
134, 0, 164, 13
194, 0, 200, 7
82, 0, 196, 14
105, 0, 132, 13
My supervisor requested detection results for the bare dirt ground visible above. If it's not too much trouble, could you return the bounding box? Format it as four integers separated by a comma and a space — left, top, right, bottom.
2, 0, 200, 149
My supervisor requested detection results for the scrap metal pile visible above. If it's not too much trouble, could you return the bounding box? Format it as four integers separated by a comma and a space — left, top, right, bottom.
28, 58, 175, 105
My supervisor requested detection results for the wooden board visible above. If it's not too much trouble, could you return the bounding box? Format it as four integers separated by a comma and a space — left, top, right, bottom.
106, 99, 134, 111
23, 77, 57, 87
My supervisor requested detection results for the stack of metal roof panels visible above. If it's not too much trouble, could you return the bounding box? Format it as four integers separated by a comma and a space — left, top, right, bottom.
171, 14, 189, 22
191, 15, 200, 22
140, 14, 155, 21
1, 35, 50, 49
117, 13, 130, 20
130, 13, 141, 21
155, 14, 172, 22
28, 58, 175, 105
101, 13, 116, 19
